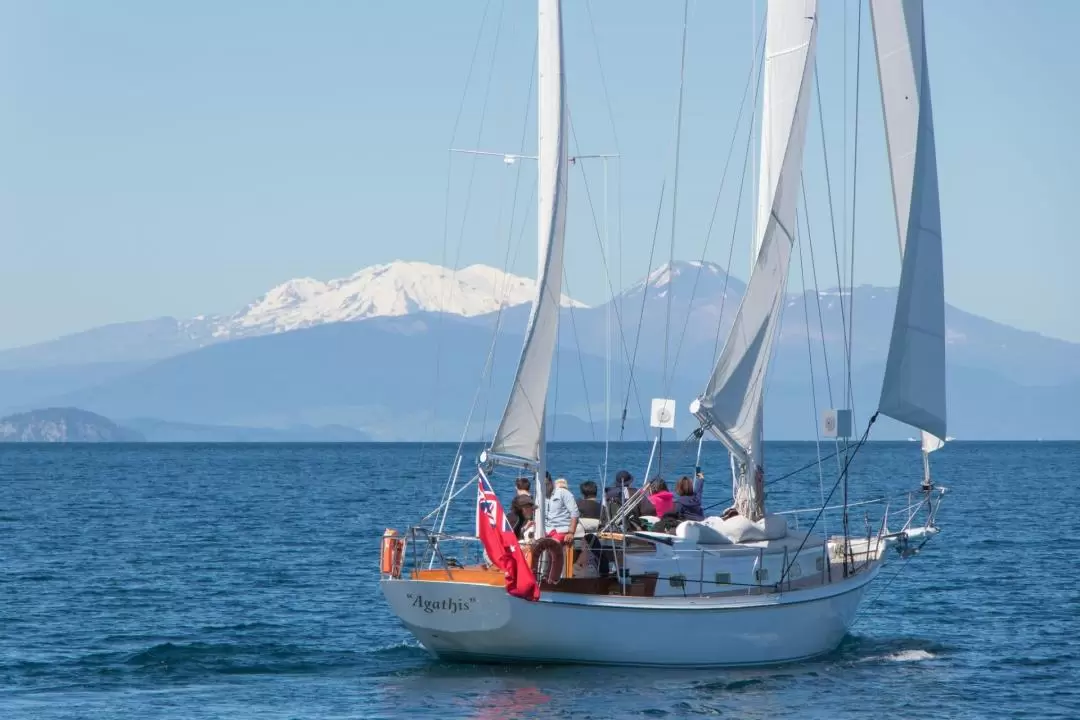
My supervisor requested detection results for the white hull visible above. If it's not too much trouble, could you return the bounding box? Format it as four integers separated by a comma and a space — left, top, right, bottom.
380, 562, 880, 667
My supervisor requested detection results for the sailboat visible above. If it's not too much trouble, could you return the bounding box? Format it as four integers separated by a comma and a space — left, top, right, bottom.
380, 0, 949, 667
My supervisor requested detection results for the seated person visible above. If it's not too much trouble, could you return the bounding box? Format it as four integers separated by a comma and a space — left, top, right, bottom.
603, 470, 652, 529
647, 477, 674, 517
512, 496, 536, 540
652, 471, 708, 534
578, 480, 602, 520
674, 471, 706, 521
507, 476, 533, 534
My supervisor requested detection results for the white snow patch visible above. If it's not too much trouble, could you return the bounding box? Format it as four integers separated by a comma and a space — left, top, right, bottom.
203, 260, 587, 339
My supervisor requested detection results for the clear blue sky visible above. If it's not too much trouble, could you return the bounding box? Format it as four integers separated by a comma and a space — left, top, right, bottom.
1, 0, 1077, 350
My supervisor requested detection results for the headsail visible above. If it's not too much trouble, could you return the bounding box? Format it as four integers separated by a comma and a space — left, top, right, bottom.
488, 0, 568, 464
921, 431, 944, 454
691, 0, 817, 520
871, 0, 947, 441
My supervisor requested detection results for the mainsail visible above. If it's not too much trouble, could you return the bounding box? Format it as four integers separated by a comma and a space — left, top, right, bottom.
691, 0, 817, 520
870, 0, 947, 443
488, 0, 568, 464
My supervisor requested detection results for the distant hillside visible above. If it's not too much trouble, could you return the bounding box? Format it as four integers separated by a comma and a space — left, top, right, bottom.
0, 259, 1076, 441
28, 313, 1080, 442
0, 407, 144, 442
124, 418, 370, 442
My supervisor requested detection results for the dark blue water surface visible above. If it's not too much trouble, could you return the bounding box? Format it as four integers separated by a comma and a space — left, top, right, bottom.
1, 441, 1077, 718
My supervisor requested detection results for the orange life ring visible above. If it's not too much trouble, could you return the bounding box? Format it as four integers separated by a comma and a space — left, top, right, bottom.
381, 529, 404, 577
530, 537, 564, 584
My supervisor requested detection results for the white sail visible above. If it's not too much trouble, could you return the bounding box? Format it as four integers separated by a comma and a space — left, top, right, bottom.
871, 0, 947, 440
488, 0, 568, 464
921, 430, 944, 454
691, 0, 817, 519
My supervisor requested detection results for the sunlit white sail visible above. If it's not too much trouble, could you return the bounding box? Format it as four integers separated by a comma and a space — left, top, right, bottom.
921, 431, 944, 454
488, 0, 569, 464
692, 0, 818, 520
871, 0, 947, 441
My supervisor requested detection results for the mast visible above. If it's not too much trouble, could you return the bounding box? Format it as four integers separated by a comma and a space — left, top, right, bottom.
690, 0, 818, 521
482, 0, 568, 473
870, 0, 947, 449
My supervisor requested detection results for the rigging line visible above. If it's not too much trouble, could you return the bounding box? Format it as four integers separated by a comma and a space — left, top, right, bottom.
671, 15, 767, 380
431, 275, 517, 531
711, 96, 758, 370
561, 273, 597, 441
479, 36, 538, 443
565, 112, 650, 442
842, 0, 848, 334
619, 176, 665, 441
551, 308, 561, 441
450, 0, 507, 279
423, 0, 497, 470
841, 0, 866, 565
846, 0, 864, 424
799, 174, 835, 408
579, 3, 622, 459
584, 0, 621, 152
813, 52, 851, 487
813, 61, 849, 412
616, 153, 625, 446
797, 206, 828, 536
583, 0, 621, 455
702, 446, 842, 512
662, 0, 690, 401
778, 412, 878, 586
800, 172, 845, 509
852, 554, 924, 628
479, 163, 515, 440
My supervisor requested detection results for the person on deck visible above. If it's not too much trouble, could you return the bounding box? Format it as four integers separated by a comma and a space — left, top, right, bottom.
604, 470, 634, 505
506, 477, 533, 535
577, 481, 602, 520
512, 496, 536, 540
674, 471, 706, 521
647, 478, 675, 517
604, 469, 653, 525
544, 476, 580, 545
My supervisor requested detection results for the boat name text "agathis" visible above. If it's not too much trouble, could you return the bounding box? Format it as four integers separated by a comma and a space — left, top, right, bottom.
409, 595, 472, 614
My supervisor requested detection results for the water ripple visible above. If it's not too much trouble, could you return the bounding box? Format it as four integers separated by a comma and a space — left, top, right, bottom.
2, 441, 1079, 718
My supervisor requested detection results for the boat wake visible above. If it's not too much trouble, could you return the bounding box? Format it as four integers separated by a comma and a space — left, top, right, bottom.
861, 649, 936, 663
838, 635, 947, 666
367, 640, 428, 659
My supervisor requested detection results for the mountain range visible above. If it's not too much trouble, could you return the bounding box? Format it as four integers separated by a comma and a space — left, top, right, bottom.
1, 259, 1076, 441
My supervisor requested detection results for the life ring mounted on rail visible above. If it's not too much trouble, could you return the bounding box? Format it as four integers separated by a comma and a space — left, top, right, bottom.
381, 528, 405, 578
530, 537, 564, 585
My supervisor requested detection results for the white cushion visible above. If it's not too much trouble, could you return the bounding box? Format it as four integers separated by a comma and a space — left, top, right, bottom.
702, 513, 788, 543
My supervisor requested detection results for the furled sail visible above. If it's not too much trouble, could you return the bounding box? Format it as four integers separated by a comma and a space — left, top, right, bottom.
691, 0, 817, 520
870, 0, 947, 441
488, 0, 568, 464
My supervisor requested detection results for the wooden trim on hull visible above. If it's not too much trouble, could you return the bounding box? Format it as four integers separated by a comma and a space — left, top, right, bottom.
411, 566, 504, 586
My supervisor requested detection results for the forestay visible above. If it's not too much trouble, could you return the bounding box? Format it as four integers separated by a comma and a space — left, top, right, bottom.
488, 0, 569, 464
871, 0, 947, 442
692, 0, 818, 520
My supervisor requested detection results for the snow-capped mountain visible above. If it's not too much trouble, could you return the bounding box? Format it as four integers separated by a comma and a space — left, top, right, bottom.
203, 260, 587, 339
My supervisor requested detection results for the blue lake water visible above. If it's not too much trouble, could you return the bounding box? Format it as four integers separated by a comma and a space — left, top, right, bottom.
1, 441, 1077, 718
